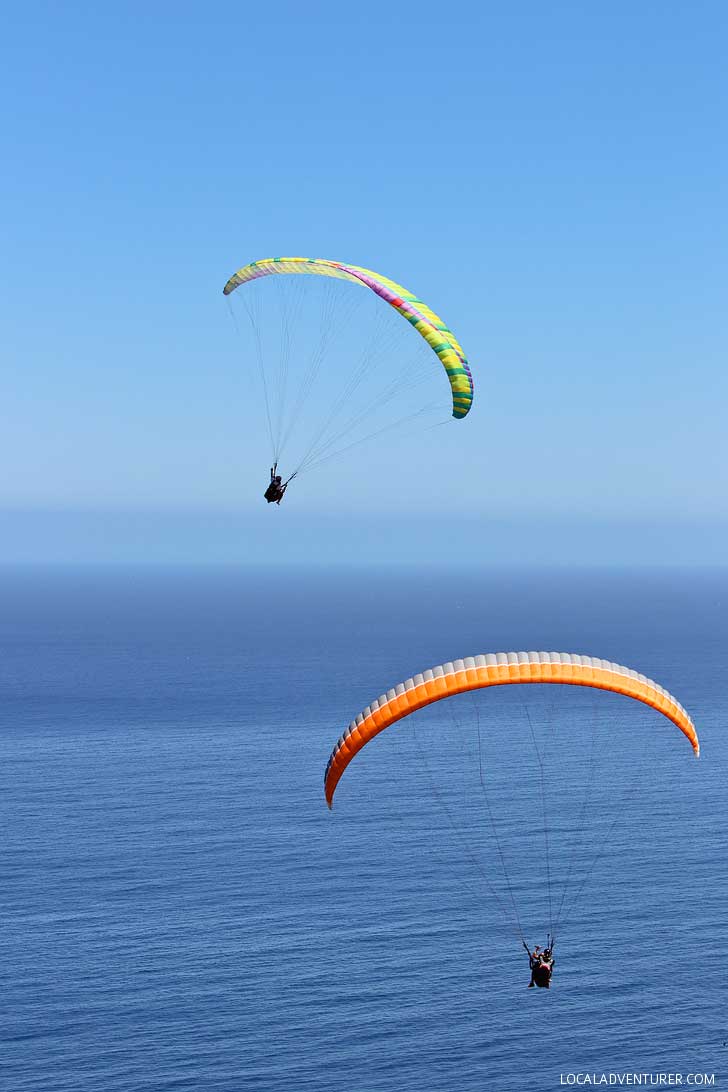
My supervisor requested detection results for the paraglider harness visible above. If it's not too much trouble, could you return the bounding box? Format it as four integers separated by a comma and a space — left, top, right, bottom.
523, 936, 555, 989
264, 464, 295, 505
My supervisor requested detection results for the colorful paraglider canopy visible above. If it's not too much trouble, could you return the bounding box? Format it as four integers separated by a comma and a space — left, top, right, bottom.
223, 256, 474, 420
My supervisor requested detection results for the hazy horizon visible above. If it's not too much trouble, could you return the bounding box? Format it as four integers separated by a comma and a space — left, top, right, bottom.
2, 506, 727, 566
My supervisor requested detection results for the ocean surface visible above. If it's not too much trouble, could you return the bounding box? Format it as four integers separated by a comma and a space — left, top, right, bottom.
1, 565, 725, 1092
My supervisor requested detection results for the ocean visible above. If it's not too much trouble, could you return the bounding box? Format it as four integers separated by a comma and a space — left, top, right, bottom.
1, 565, 725, 1091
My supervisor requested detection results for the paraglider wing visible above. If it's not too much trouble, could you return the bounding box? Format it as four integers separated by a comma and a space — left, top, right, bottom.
324, 651, 699, 807
223, 257, 474, 420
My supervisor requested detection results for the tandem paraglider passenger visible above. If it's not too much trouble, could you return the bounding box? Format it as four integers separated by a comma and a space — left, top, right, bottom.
525, 942, 554, 989
264, 464, 288, 505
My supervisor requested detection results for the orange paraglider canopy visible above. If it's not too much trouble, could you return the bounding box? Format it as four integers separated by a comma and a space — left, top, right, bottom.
324, 651, 698, 807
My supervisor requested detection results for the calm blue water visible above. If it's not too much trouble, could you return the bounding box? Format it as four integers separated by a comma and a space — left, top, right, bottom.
1, 565, 725, 1091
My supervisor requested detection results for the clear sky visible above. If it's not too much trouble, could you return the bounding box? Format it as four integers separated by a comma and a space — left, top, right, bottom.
2, 2, 726, 563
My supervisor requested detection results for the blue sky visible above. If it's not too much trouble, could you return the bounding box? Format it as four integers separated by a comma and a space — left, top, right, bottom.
2, 2, 726, 562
